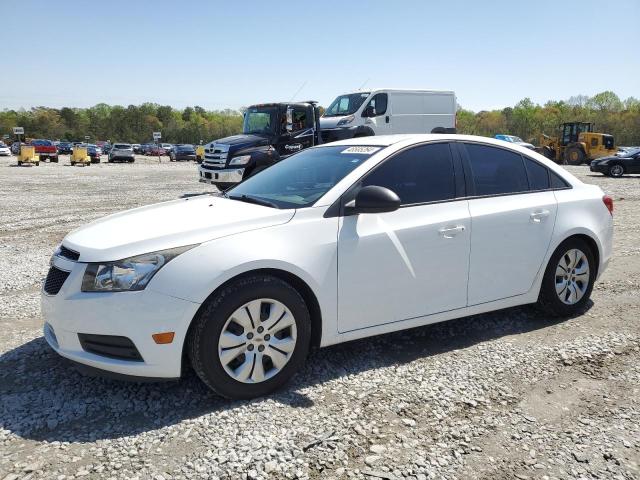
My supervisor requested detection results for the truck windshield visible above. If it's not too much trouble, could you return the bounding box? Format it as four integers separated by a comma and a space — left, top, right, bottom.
243, 107, 278, 135
227, 145, 382, 209
323, 92, 370, 117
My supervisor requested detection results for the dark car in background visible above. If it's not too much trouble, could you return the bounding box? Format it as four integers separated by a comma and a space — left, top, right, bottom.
57, 142, 73, 154
590, 147, 640, 177
87, 144, 101, 163
169, 144, 197, 161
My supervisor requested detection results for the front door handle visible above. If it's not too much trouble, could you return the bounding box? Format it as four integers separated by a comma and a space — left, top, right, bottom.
530, 209, 550, 223
438, 225, 465, 238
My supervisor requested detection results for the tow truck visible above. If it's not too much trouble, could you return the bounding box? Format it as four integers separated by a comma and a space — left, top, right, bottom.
198, 101, 321, 190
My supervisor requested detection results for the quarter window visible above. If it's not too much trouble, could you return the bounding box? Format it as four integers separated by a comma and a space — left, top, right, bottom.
523, 157, 550, 190
362, 143, 456, 205
464, 143, 529, 196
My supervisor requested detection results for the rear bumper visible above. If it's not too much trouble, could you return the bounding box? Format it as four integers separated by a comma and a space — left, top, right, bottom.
198, 166, 244, 184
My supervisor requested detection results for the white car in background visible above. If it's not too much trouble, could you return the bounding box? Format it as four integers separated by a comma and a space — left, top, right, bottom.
0, 142, 11, 156
42, 134, 613, 399
495, 134, 535, 150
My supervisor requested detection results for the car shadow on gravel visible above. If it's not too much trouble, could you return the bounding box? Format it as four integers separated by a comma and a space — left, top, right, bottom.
0, 304, 586, 443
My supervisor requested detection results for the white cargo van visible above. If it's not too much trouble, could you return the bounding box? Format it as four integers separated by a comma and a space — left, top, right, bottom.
320, 89, 456, 142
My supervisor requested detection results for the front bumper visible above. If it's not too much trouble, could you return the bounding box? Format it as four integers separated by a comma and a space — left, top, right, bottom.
590, 162, 607, 173
41, 255, 200, 378
198, 166, 245, 184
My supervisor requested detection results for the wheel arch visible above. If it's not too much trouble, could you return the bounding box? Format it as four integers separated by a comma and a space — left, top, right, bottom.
549, 232, 601, 279
181, 267, 323, 371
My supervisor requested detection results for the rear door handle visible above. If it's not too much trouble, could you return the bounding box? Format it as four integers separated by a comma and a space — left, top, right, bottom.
530, 209, 550, 223
438, 225, 465, 238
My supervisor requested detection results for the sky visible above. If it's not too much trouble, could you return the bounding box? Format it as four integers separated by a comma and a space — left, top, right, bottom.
1, 0, 638, 112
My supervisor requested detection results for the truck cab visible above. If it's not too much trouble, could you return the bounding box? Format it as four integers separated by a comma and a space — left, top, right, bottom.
199, 102, 321, 190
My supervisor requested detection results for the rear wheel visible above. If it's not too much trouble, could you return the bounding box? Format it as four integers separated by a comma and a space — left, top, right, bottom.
537, 238, 595, 317
17, 161, 22, 166
564, 146, 586, 165
608, 164, 624, 178
188, 275, 311, 399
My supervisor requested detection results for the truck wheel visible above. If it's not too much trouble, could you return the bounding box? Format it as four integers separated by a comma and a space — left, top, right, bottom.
18, 161, 22, 166
188, 274, 311, 399
71, 161, 75, 166
35, 162, 40, 166
608, 164, 624, 178
52, 157, 58, 163
564, 147, 585, 165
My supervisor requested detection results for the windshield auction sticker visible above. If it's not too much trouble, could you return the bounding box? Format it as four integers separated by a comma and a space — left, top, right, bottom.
341, 146, 381, 155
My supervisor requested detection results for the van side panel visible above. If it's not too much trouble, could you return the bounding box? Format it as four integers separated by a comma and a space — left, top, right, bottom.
389, 91, 456, 134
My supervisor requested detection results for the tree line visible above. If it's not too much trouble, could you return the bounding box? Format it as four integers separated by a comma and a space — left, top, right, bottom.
1, 91, 638, 146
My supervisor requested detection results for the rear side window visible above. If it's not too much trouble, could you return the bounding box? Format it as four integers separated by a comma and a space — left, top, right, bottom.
550, 170, 569, 189
362, 143, 455, 205
464, 143, 528, 196
523, 157, 550, 190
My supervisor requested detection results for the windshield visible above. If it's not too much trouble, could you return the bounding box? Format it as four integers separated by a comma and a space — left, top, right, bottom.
243, 106, 278, 135
227, 145, 382, 209
113, 144, 130, 149
31, 140, 53, 146
618, 147, 640, 157
177, 145, 194, 151
323, 92, 370, 117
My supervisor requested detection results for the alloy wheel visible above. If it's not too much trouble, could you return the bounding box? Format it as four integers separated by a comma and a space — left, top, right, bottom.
555, 248, 590, 305
217, 298, 297, 383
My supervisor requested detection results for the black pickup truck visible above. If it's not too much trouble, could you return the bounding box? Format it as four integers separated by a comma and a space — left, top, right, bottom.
198, 102, 321, 190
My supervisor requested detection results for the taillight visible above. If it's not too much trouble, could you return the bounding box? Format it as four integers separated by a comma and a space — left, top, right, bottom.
602, 195, 613, 216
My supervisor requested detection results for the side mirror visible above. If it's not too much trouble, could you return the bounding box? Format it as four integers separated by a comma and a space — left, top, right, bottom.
362, 105, 375, 117
345, 185, 401, 215
286, 107, 293, 132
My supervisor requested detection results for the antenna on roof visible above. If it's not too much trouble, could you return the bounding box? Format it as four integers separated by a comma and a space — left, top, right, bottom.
290, 81, 307, 101
357, 78, 370, 90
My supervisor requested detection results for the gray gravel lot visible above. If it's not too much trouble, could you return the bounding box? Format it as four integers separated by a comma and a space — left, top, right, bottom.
1, 154, 639, 480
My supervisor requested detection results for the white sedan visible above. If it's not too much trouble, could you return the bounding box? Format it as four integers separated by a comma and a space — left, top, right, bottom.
42, 135, 613, 399
0, 142, 11, 156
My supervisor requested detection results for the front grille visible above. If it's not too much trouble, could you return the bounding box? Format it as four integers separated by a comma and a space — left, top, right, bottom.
201, 163, 225, 171
78, 333, 144, 362
59, 245, 80, 261
44, 266, 71, 295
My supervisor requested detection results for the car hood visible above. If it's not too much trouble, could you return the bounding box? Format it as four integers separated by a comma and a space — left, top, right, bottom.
63, 195, 295, 262
593, 154, 625, 163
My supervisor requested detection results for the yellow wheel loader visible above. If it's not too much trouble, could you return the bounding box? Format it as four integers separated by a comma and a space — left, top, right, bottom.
536, 122, 616, 165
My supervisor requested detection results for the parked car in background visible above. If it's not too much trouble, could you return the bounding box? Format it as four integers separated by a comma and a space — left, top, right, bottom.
149, 145, 167, 156
31, 139, 59, 162
141, 144, 155, 155
42, 134, 613, 399
590, 147, 640, 177
162, 143, 174, 154
495, 134, 535, 150
57, 142, 73, 155
102, 143, 112, 155
108, 143, 135, 163
0, 142, 11, 156
132, 144, 142, 154
11, 142, 23, 155
170, 144, 196, 161
86, 144, 101, 163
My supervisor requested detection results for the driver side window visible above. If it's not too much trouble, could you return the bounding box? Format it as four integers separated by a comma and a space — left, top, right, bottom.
364, 93, 388, 117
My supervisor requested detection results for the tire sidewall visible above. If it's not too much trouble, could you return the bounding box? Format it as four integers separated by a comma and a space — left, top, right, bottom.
539, 238, 596, 316
191, 276, 311, 399
609, 164, 624, 177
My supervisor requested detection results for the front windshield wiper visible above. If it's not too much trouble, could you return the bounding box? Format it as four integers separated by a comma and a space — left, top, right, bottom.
227, 193, 279, 209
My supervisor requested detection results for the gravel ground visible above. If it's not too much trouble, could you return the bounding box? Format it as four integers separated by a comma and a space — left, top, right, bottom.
1, 154, 639, 480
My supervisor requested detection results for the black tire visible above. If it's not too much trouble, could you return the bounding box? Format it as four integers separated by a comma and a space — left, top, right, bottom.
537, 237, 596, 317
70, 161, 75, 166
52, 157, 58, 163
17, 161, 22, 166
35, 162, 39, 166
188, 274, 311, 399
129, 159, 134, 163
564, 146, 585, 165
608, 164, 624, 178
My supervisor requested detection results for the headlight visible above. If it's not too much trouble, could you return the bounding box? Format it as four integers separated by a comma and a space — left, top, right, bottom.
337, 115, 355, 127
229, 155, 251, 166
81, 245, 196, 292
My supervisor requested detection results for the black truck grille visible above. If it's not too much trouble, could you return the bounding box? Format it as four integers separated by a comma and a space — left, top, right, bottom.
78, 334, 144, 362
44, 266, 71, 295
59, 245, 80, 261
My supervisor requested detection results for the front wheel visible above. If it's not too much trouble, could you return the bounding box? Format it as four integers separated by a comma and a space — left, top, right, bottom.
188, 275, 311, 399
537, 238, 596, 317
564, 146, 585, 165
